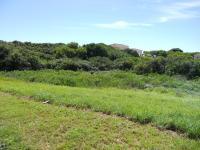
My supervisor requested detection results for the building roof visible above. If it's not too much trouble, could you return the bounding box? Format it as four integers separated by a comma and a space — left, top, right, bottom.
110, 44, 129, 50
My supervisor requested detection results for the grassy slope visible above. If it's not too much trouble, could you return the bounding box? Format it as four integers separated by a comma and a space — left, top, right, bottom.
0, 93, 200, 149
0, 77, 199, 139
0, 70, 199, 96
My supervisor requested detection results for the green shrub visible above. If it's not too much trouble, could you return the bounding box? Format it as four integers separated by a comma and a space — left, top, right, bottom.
0, 41, 199, 79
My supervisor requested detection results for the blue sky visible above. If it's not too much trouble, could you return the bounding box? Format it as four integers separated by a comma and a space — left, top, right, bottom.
0, 0, 200, 52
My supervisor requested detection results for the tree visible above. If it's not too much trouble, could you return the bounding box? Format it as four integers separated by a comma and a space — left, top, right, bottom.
76, 47, 87, 59
6, 50, 28, 70
27, 56, 42, 70
149, 57, 166, 74
0, 46, 10, 70
169, 48, 183, 53
84, 43, 108, 57
187, 62, 200, 79
135, 63, 151, 74
54, 45, 76, 58
114, 57, 136, 70
67, 42, 79, 49
0, 46, 9, 60
89, 56, 112, 70
149, 50, 167, 57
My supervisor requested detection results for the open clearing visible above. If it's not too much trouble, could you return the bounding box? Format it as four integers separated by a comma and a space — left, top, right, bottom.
0, 93, 200, 149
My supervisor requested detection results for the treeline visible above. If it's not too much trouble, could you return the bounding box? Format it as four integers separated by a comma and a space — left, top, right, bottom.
0, 40, 199, 79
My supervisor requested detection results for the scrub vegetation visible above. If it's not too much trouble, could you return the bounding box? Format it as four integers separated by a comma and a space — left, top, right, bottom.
0, 40, 200, 79
0, 40, 200, 149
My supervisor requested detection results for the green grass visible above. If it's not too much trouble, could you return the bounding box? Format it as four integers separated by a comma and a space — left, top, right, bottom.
0, 70, 199, 96
0, 77, 199, 139
0, 92, 200, 149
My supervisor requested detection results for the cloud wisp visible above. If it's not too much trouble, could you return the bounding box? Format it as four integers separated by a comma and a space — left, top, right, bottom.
159, 0, 200, 22
95, 21, 152, 29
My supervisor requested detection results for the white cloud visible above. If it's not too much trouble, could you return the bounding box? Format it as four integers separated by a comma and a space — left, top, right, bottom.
159, 0, 200, 22
95, 21, 152, 29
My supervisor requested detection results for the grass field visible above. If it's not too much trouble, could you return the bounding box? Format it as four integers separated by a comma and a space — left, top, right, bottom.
0, 93, 200, 149
0, 70, 199, 96
0, 77, 199, 140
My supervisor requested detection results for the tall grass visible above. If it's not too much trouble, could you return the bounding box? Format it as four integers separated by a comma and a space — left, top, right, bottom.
1, 93, 199, 149
0, 77, 199, 139
0, 70, 199, 95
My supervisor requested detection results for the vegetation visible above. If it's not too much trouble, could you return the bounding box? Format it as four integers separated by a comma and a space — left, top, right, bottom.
0, 77, 200, 140
1, 40, 200, 148
0, 40, 199, 79
1, 93, 199, 149
0, 70, 199, 96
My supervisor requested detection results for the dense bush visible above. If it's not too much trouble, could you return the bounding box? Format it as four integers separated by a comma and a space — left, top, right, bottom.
0, 45, 10, 59
150, 57, 166, 74
46, 58, 93, 71
0, 40, 199, 79
84, 43, 108, 58
0, 45, 10, 69
149, 50, 167, 57
89, 56, 113, 70
67, 42, 79, 49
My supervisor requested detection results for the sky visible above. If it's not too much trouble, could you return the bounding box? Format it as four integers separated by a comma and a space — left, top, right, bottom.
0, 0, 200, 52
